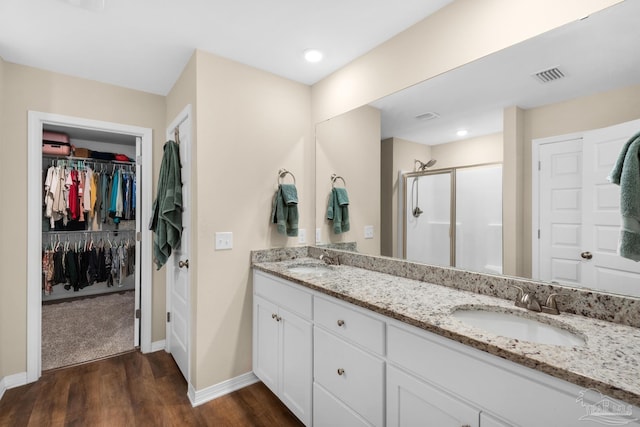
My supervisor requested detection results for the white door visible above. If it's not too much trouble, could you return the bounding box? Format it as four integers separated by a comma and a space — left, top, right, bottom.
253, 295, 280, 393
538, 138, 584, 285
536, 119, 640, 296
582, 120, 640, 296
134, 136, 142, 345
166, 107, 191, 380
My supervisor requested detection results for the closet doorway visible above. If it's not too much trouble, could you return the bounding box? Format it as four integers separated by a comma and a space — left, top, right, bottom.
27, 112, 153, 382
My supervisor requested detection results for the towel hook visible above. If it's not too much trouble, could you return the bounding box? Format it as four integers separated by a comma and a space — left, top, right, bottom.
331, 174, 346, 188
174, 126, 181, 144
278, 168, 296, 185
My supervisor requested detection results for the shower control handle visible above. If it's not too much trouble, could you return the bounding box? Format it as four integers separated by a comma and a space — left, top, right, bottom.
581, 251, 593, 260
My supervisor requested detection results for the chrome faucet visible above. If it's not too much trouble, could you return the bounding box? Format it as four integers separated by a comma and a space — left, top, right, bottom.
512, 286, 560, 315
319, 251, 340, 266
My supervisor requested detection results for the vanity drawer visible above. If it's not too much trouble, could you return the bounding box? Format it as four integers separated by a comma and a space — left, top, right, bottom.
314, 327, 384, 427
253, 270, 312, 319
314, 296, 385, 355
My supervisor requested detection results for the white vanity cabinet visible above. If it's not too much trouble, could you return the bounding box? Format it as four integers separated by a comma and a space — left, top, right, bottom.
253, 269, 640, 427
253, 271, 313, 426
313, 296, 386, 427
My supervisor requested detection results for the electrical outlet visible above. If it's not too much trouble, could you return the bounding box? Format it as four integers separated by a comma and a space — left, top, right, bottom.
215, 232, 233, 250
364, 225, 374, 239
315, 228, 321, 243
298, 229, 306, 244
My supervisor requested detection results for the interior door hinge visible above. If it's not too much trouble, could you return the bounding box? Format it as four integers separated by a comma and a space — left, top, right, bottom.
136, 231, 141, 242
167, 312, 171, 322
136, 155, 142, 165
538, 161, 541, 171
538, 229, 541, 239
135, 309, 141, 319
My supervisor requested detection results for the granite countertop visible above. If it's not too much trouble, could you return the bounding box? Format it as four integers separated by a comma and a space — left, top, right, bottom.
253, 257, 640, 407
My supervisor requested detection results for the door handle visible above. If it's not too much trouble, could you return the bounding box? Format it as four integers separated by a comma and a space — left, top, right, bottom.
580, 251, 593, 260
179, 259, 190, 269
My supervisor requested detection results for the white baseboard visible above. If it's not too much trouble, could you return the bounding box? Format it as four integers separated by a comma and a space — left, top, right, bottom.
0, 372, 28, 401
150, 340, 166, 353
188, 371, 259, 407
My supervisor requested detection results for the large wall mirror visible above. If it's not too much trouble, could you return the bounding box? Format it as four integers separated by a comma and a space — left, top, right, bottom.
315, 1, 640, 297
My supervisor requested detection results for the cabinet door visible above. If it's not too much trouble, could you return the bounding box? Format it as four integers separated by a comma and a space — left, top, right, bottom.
280, 307, 313, 426
253, 295, 280, 394
387, 366, 479, 427
314, 383, 372, 427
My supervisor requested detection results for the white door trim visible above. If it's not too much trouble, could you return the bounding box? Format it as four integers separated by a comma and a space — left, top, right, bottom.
27, 111, 154, 383
164, 104, 192, 383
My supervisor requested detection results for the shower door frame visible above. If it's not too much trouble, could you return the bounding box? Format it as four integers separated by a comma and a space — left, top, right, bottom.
401, 161, 503, 269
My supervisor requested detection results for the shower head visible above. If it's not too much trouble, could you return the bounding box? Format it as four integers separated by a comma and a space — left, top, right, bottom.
414, 159, 437, 171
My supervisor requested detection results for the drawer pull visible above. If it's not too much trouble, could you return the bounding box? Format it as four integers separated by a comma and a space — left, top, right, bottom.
337, 319, 345, 327
337, 368, 345, 376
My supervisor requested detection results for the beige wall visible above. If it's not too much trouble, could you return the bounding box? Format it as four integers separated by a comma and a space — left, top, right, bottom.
381, 137, 431, 257
0, 62, 166, 378
517, 83, 640, 278
316, 106, 381, 255
189, 50, 312, 389
431, 133, 502, 169
311, 0, 620, 123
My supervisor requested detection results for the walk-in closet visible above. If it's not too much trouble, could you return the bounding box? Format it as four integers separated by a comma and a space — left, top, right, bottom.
41, 124, 140, 370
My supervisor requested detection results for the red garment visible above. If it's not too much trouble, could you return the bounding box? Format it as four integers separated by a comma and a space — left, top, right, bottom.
69, 170, 80, 220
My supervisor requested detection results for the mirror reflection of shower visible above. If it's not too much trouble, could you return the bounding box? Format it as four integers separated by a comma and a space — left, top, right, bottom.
411, 159, 437, 218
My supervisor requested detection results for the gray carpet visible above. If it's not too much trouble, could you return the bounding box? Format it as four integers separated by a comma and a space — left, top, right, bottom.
41, 291, 135, 371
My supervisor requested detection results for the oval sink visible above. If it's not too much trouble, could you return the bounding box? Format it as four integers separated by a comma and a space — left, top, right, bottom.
287, 264, 333, 276
452, 308, 585, 347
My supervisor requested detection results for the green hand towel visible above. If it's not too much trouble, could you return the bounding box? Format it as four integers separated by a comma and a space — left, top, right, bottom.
327, 187, 350, 234
271, 184, 299, 237
609, 133, 640, 261
149, 140, 183, 269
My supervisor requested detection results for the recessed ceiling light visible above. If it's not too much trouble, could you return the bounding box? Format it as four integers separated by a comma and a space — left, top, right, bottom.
456, 129, 468, 137
304, 49, 323, 63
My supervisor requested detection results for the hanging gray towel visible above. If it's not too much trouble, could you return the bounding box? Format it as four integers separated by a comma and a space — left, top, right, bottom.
271, 184, 299, 237
609, 130, 640, 261
149, 140, 183, 269
327, 187, 350, 234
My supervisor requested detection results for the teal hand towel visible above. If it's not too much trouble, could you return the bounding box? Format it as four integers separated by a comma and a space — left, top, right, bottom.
271, 184, 299, 237
609, 132, 640, 261
149, 140, 183, 269
327, 187, 350, 234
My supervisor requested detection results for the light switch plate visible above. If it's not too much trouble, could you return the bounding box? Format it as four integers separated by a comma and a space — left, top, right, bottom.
215, 232, 233, 250
364, 225, 374, 239
298, 229, 306, 244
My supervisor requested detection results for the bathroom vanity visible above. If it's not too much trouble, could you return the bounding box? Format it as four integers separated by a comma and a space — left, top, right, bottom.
252, 247, 640, 426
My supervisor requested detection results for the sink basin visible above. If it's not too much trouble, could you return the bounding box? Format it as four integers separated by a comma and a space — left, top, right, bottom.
452, 308, 585, 347
287, 264, 333, 276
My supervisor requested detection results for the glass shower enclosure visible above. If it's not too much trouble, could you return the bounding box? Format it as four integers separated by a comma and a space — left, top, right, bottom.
403, 163, 503, 274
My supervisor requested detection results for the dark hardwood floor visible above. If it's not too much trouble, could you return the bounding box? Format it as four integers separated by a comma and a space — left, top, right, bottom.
0, 350, 304, 427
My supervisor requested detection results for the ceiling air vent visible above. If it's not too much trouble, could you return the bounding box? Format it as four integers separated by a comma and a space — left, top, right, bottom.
415, 112, 439, 121
532, 67, 565, 83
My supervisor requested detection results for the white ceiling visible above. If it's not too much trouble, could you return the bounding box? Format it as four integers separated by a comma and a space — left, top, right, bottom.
0, 0, 452, 95
371, 1, 640, 146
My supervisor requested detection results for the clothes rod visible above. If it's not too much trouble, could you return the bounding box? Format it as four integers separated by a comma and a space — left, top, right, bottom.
43, 229, 136, 234
43, 154, 135, 166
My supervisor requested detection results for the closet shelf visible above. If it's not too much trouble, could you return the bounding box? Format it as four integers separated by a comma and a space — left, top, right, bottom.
43, 154, 136, 166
